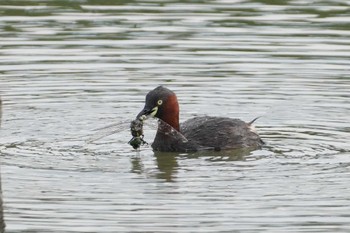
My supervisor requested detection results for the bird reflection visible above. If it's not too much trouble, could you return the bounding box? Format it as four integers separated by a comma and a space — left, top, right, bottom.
154, 152, 179, 182
129, 148, 255, 182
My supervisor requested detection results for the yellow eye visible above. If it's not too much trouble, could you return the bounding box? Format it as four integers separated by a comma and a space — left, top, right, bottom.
157, 100, 163, 105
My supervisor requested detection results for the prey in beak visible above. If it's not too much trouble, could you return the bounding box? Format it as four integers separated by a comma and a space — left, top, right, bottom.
129, 103, 160, 150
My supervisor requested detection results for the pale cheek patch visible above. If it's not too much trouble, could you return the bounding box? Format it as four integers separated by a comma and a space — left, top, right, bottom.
150, 106, 158, 117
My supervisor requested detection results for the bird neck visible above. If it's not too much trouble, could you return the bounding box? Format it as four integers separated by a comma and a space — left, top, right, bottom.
160, 94, 180, 131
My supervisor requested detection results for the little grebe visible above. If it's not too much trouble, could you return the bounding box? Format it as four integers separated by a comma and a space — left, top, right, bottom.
136, 86, 263, 152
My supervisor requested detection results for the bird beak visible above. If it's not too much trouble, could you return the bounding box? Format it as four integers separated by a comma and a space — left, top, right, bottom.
136, 106, 158, 120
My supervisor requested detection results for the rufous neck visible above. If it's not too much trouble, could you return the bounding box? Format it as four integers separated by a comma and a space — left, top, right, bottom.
160, 94, 180, 131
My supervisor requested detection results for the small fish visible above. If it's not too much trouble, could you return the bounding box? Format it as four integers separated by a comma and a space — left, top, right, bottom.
128, 119, 147, 149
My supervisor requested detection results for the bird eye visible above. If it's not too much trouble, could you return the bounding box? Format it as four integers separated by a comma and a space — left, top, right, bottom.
157, 100, 163, 105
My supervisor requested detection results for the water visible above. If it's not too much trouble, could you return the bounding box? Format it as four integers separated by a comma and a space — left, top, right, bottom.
0, 0, 350, 232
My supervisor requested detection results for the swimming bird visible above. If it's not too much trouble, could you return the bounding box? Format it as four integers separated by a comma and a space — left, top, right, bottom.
136, 86, 263, 152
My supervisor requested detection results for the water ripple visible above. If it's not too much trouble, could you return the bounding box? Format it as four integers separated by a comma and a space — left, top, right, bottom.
1, 0, 350, 232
